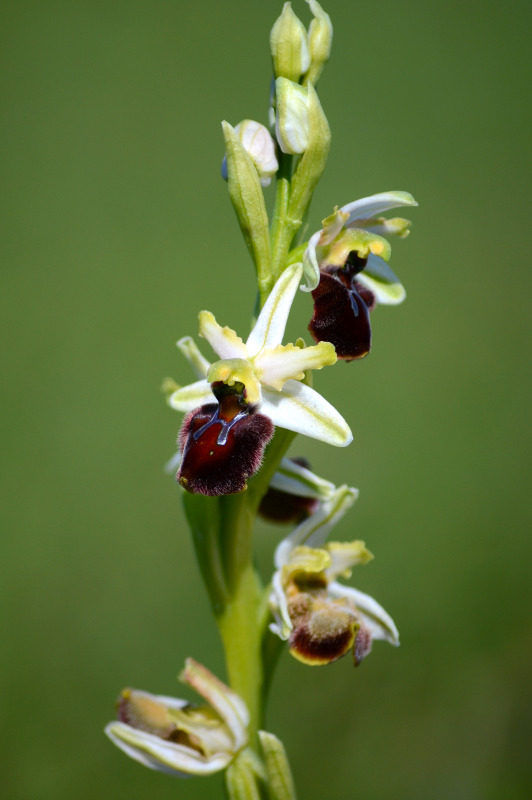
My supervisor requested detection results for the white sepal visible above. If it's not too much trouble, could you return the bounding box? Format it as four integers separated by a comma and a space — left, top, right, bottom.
261, 380, 352, 447
246, 263, 303, 356
328, 582, 400, 645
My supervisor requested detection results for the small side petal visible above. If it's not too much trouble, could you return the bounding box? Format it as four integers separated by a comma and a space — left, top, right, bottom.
261, 381, 352, 447
199, 311, 248, 360
176, 336, 211, 379
168, 379, 214, 411
246, 263, 303, 356
340, 191, 417, 227
255, 341, 336, 391
325, 541, 373, 579
351, 216, 412, 239
357, 254, 406, 305
329, 583, 400, 645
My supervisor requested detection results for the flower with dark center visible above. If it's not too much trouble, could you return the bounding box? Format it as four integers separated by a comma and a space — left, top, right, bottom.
177, 381, 274, 496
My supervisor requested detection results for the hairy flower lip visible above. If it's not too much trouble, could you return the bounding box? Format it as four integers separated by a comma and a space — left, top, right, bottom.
167, 263, 353, 447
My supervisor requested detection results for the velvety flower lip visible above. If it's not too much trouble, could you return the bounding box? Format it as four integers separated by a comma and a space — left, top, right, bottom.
176, 384, 274, 496
105, 659, 249, 777
167, 263, 352, 447
308, 256, 374, 360
302, 190, 417, 297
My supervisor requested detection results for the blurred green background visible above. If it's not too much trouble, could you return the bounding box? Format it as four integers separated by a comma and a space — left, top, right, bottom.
2, 0, 531, 798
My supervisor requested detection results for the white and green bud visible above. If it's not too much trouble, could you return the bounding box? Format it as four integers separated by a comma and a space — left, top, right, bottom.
270, 2, 310, 82
275, 78, 309, 154
305, 0, 333, 85
222, 120, 278, 187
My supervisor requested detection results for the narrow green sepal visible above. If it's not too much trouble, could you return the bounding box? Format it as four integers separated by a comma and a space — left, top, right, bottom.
287, 83, 330, 228
222, 121, 272, 296
226, 749, 265, 800
259, 730, 297, 800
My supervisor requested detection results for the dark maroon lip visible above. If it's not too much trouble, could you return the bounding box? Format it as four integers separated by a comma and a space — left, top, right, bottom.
308, 257, 375, 361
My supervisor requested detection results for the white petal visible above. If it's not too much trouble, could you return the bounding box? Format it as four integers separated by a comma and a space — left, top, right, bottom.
105, 721, 231, 776
255, 341, 336, 390
357, 253, 406, 305
176, 336, 211, 379
246, 263, 303, 355
261, 381, 352, 447
340, 191, 417, 227
269, 456, 336, 499
329, 583, 400, 645
168, 379, 214, 411
274, 485, 358, 568
199, 311, 248, 360
181, 659, 249, 753
301, 229, 322, 291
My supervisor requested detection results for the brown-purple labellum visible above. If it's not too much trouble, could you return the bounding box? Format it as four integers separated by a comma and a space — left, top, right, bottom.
308, 252, 376, 361
177, 382, 274, 496
287, 594, 360, 666
258, 457, 320, 524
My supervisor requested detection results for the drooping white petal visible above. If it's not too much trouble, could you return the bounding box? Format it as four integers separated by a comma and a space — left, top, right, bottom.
181, 659, 249, 753
328, 582, 400, 645
168, 379, 214, 411
176, 336, 211, 379
274, 485, 358, 568
246, 263, 303, 355
105, 722, 232, 776
268, 456, 336, 499
340, 191, 417, 227
199, 311, 248, 360
255, 340, 336, 391
301, 229, 322, 291
261, 380, 352, 447
357, 253, 406, 305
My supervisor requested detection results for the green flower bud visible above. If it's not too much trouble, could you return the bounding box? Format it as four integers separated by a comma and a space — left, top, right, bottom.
275, 77, 309, 154
305, 0, 333, 85
270, 2, 310, 82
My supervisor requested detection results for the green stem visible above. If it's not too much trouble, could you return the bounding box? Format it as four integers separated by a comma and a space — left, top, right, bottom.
270, 154, 302, 283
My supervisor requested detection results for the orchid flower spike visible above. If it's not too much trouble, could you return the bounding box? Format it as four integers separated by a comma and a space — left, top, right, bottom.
167, 263, 352, 495
105, 659, 249, 777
